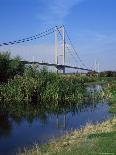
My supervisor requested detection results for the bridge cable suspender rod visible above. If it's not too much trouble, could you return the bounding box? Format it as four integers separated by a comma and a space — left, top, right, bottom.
64, 27, 89, 69
64, 26, 92, 70
56, 26, 89, 69
55, 26, 79, 66
64, 27, 93, 71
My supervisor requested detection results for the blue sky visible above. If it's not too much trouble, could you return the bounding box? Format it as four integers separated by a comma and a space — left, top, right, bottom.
0, 0, 116, 71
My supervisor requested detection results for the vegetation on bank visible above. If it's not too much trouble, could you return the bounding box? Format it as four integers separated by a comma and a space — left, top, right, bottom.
105, 81, 116, 114
0, 52, 96, 103
19, 80, 116, 155
19, 118, 116, 155
0, 52, 24, 82
87, 70, 116, 77
0, 52, 116, 154
0, 67, 91, 103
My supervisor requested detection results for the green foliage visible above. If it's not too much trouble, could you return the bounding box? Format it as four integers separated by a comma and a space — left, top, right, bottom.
0, 53, 100, 105
86, 71, 98, 77
0, 52, 24, 82
100, 71, 116, 77
0, 66, 91, 103
86, 70, 116, 78
103, 81, 116, 114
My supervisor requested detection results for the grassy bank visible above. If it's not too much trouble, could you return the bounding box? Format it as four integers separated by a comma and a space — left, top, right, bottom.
19, 118, 116, 155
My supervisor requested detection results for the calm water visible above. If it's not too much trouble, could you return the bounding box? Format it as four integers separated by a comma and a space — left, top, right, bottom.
0, 85, 112, 155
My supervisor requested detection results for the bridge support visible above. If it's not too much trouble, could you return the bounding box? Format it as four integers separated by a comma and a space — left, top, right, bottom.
55, 26, 65, 74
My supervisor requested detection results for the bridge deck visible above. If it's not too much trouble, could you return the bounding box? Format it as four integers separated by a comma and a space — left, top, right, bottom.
22, 61, 92, 72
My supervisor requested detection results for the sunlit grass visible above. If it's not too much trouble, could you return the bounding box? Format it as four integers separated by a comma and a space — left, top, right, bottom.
19, 118, 116, 155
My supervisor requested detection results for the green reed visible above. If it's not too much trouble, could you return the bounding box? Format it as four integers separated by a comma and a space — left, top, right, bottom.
103, 81, 116, 114
0, 66, 92, 103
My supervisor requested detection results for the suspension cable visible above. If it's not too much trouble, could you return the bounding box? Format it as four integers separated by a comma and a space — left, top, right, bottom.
64, 26, 90, 69
55, 26, 79, 65
0, 26, 58, 47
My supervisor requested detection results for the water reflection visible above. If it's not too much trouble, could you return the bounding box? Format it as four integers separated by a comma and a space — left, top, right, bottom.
87, 84, 103, 93
0, 100, 109, 138
0, 113, 12, 138
0, 85, 112, 155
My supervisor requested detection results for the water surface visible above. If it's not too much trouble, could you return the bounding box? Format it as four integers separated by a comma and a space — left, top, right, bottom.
0, 85, 112, 155
0, 102, 112, 155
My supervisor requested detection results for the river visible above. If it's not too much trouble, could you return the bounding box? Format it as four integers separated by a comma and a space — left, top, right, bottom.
0, 84, 112, 155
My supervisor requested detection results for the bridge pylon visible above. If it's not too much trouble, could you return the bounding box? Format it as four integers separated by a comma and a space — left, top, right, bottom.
55, 26, 65, 74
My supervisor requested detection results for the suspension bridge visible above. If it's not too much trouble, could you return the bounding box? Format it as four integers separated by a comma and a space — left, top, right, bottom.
0, 25, 93, 73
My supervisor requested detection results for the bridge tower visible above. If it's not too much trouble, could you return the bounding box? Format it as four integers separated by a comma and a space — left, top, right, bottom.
55, 26, 65, 73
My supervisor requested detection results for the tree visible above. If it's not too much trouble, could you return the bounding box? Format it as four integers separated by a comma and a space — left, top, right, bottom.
0, 52, 24, 82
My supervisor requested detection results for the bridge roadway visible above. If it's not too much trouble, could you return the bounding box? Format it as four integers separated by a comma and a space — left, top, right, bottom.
22, 61, 92, 72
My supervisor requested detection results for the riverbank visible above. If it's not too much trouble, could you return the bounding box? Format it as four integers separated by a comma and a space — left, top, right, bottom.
19, 82, 116, 155
19, 117, 116, 155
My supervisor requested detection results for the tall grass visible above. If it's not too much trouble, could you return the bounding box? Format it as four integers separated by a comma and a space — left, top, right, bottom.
103, 81, 116, 114
0, 66, 88, 103
0, 52, 98, 105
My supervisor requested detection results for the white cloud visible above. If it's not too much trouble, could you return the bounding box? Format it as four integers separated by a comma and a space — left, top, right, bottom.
37, 0, 84, 24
